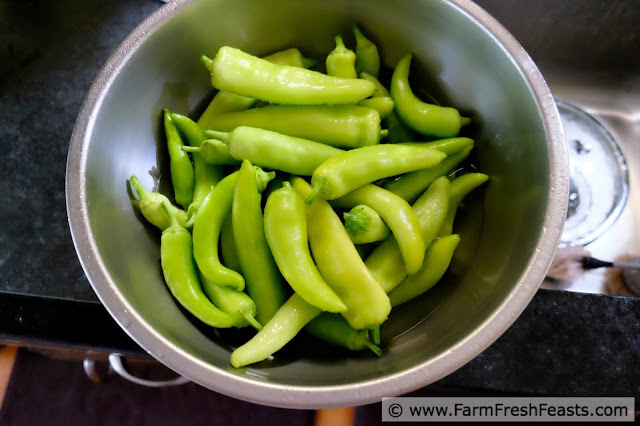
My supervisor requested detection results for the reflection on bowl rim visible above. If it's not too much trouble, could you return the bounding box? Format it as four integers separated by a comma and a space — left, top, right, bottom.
66, 0, 568, 408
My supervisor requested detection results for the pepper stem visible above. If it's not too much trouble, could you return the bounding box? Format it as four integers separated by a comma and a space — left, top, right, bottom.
304, 184, 322, 205
370, 325, 381, 345
460, 116, 471, 127
343, 210, 370, 236
160, 201, 180, 228
185, 203, 198, 229
243, 313, 263, 331
204, 130, 230, 144
379, 129, 389, 140
200, 55, 214, 72
301, 57, 317, 69
254, 167, 276, 192
180, 146, 201, 153
129, 175, 148, 198
362, 338, 383, 356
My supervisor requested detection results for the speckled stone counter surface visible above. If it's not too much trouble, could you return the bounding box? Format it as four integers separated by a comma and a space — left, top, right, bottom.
0, 0, 638, 404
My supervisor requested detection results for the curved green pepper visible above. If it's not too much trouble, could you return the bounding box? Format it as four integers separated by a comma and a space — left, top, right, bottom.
388, 234, 461, 306
384, 145, 473, 203
192, 168, 274, 291
233, 160, 287, 325
360, 72, 415, 143
326, 35, 357, 79
230, 294, 321, 368
353, 26, 380, 78
306, 313, 382, 355
343, 204, 391, 244
208, 127, 343, 176
199, 274, 262, 330
438, 173, 489, 237
197, 48, 315, 131
159, 203, 237, 328
207, 105, 383, 149
169, 113, 225, 222
164, 110, 194, 209
391, 54, 470, 137
306, 144, 446, 203
366, 176, 450, 293
129, 175, 187, 230
264, 182, 346, 313
332, 184, 425, 274
292, 177, 390, 329
202, 47, 374, 105
181, 139, 240, 166
357, 97, 395, 119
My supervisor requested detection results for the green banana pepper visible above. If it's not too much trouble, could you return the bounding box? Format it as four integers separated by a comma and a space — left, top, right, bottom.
366, 176, 450, 293
233, 161, 287, 325
360, 72, 415, 143
343, 204, 391, 244
326, 35, 357, 78
384, 145, 473, 203
207, 105, 384, 149
197, 48, 315, 130
438, 173, 489, 237
264, 182, 346, 313
202, 47, 374, 105
129, 175, 187, 230
306, 144, 446, 203
169, 113, 225, 222
306, 313, 382, 355
208, 127, 344, 176
199, 273, 262, 330
391, 54, 470, 137
159, 203, 238, 328
192, 168, 274, 291
388, 234, 461, 306
292, 177, 391, 330
353, 26, 380, 78
332, 184, 425, 274
164, 110, 194, 209
230, 294, 321, 368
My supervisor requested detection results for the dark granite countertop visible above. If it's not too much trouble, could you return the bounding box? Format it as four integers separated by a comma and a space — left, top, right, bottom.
0, 0, 638, 400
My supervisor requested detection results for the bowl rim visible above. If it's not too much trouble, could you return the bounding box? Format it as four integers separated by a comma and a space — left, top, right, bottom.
66, 0, 568, 409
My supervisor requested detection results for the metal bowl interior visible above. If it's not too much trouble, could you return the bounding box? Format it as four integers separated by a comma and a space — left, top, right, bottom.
66, 0, 567, 408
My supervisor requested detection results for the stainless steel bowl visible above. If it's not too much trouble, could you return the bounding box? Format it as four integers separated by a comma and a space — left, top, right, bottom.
66, 0, 568, 408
